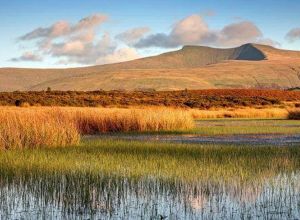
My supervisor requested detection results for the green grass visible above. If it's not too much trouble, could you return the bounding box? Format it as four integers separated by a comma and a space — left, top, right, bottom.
1, 138, 299, 183
1, 138, 300, 218
193, 119, 300, 135
126, 119, 300, 135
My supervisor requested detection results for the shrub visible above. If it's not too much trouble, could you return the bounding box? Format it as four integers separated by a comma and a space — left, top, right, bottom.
0, 89, 297, 109
288, 110, 300, 120
15, 100, 22, 107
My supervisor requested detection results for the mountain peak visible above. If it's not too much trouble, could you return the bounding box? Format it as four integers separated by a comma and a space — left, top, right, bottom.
1, 43, 300, 91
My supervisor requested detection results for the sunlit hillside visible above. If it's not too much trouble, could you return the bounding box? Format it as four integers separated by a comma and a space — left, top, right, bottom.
1, 43, 300, 91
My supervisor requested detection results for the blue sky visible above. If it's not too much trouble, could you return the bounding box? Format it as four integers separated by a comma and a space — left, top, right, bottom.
1, 0, 300, 68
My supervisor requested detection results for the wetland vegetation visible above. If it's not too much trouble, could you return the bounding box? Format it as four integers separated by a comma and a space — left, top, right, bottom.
1, 139, 300, 219
1, 106, 300, 218
1, 89, 300, 109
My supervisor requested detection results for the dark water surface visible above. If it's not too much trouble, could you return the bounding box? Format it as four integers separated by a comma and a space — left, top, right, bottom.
87, 133, 300, 145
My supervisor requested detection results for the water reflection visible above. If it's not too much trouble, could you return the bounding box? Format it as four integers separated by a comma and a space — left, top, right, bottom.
1, 173, 300, 219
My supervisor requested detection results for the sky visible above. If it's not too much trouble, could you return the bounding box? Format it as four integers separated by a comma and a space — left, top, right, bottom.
1, 0, 300, 68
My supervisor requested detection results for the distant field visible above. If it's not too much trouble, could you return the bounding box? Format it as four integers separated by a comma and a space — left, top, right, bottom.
1, 89, 300, 109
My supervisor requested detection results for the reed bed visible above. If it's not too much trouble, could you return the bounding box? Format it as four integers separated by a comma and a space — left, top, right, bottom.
64, 107, 195, 134
1, 139, 299, 183
1, 139, 299, 219
0, 109, 79, 150
0, 107, 195, 149
189, 107, 291, 119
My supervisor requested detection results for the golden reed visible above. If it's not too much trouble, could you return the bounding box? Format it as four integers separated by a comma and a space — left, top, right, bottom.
188, 107, 291, 119
0, 109, 79, 150
0, 107, 195, 149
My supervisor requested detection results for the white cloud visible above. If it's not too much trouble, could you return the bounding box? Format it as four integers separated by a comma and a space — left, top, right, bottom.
170, 15, 210, 45
135, 15, 277, 48
135, 15, 211, 48
98, 47, 140, 64
11, 13, 280, 65
10, 51, 42, 62
217, 21, 262, 46
13, 14, 135, 65
49, 33, 116, 64
19, 14, 107, 41
116, 27, 150, 45
286, 28, 300, 42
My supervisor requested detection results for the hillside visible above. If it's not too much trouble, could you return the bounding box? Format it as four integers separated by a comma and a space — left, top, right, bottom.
1, 43, 300, 91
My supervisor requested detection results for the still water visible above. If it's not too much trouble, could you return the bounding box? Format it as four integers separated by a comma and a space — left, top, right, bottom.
0, 173, 299, 219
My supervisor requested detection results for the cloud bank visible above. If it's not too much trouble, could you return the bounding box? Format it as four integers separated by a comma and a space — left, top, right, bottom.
11, 13, 279, 65
116, 27, 150, 45
135, 15, 277, 48
19, 14, 107, 41
10, 51, 42, 62
12, 14, 140, 65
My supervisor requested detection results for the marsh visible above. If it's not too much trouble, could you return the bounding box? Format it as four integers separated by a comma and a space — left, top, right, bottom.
1, 139, 300, 219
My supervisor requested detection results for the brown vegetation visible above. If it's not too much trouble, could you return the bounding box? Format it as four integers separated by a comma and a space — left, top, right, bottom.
1, 89, 299, 109
288, 110, 300, 120
62, 107, 195, 134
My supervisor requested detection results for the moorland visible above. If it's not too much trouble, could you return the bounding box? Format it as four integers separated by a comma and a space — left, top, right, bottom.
1, 89, 300, 108
1, 43, 300, 91
1, 43, 300, 218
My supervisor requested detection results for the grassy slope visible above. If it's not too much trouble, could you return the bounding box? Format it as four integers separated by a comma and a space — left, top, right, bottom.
1, 44, 300, 91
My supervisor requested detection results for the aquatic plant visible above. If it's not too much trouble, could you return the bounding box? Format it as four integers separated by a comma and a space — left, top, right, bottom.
0, 140, 300, 218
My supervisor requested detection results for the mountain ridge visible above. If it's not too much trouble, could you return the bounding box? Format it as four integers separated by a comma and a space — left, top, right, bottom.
1, 43, 300, 91
97, 43, 268, 70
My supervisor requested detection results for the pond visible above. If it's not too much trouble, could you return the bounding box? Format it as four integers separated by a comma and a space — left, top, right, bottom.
1, 172, 300, 219
1, 119, 300, 219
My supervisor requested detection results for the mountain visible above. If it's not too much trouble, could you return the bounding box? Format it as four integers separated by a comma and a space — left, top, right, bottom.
1, 43, 300, 91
